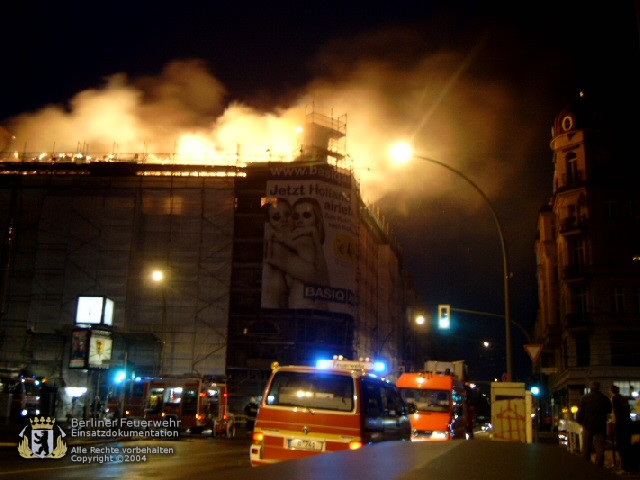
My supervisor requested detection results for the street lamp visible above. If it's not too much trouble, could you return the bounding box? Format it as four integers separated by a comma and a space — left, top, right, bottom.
151, 269, 164, 283
390, 143, 514, 380
151, 269, 168, 373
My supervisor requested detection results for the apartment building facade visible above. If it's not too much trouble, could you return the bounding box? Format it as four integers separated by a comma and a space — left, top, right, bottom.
535, 97, 640, 418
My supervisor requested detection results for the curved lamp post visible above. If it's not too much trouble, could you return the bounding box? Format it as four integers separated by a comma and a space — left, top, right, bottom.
391, 144, 514, 380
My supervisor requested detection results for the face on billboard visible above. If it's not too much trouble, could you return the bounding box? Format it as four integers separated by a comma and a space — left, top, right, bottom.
293, 202, 315, 227
268, 201, 292, 232
292, 198, 324, 243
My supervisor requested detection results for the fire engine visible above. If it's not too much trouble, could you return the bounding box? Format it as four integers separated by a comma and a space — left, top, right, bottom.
396, 360, 469, 441
0, 371, 41, 419
105, 377, 152, 419
143, 376, 235, 437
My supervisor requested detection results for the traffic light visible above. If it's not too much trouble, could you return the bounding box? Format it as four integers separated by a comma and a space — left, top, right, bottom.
438, 304, 451, 330
529, 373, 542, 396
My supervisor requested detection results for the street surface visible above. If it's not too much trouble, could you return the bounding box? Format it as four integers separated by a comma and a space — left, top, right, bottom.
0, 422, 636, 480
0, 433, 251, 479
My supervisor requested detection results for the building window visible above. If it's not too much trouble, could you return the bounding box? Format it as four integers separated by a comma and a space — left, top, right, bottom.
575, 334, 590, 367
611, 286, 625, 314
566, 204, 577, 227
566, 153, 579, 184
566, 203, 584, 228
575, 285, 588, 316
567, 238, 585, 270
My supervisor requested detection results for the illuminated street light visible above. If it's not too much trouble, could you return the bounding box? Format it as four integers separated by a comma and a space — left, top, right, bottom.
151, 269, 164, 283
390, 143, 514, 380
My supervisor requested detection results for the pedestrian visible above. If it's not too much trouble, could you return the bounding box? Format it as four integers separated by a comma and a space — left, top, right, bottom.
91, 395, 103, 419
244, 397, 258, 433
576, 380, 612, 467
611, 385, 636, 473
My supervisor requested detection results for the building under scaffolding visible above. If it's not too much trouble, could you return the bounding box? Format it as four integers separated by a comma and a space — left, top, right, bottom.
0, 112, 413, 417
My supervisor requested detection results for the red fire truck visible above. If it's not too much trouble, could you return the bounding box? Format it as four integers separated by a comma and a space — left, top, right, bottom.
105, 377, 152, 419
143, 376, 235, 437
0, 372, 41, 420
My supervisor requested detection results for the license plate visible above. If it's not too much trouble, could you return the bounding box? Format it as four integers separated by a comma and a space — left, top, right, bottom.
287, 438, 324, 451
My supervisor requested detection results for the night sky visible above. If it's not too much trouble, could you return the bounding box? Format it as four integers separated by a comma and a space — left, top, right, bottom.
3, 1, 640, 381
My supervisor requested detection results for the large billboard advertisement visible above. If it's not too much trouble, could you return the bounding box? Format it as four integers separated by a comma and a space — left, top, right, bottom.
261, 162, 357, 314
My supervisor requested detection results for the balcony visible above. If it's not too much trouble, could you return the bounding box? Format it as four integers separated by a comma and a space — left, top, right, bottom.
559, 216, 588, 235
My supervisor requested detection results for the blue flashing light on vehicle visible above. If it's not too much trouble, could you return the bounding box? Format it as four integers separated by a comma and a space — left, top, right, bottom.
315, 359, 334, 369
372, 361, 387, 373
113, 369, 127, 384
315, 355, 385, 374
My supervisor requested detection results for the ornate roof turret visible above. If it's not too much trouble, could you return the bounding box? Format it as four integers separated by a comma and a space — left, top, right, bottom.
552, 92, 604, 137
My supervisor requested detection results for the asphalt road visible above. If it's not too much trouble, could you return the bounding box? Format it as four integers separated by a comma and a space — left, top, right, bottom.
1, 419, 637, 480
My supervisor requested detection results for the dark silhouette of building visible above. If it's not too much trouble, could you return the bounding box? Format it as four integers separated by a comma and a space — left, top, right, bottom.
535, 94, 640, 423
